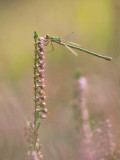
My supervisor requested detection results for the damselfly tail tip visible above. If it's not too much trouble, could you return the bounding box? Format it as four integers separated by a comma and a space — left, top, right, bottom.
105, 56, 112, 61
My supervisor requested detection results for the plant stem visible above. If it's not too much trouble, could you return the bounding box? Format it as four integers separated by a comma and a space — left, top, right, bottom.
34, 42, 37, 149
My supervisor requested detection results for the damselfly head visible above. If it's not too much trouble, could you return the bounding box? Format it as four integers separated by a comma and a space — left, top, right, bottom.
45, 34, 49, 39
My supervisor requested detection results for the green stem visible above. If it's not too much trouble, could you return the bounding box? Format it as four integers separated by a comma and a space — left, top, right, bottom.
34, 41, 37, 150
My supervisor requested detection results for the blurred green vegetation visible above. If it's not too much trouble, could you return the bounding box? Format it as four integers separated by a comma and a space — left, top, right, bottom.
0, 0, 119, 160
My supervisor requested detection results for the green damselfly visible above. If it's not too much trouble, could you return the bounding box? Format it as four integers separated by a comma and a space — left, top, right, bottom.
44, 34, 112, 61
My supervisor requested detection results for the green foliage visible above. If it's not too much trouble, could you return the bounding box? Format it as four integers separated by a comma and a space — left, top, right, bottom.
75, 69, 81, 79
90, 119, 96, 129
37, 145, 41, 152
37, 109, 46, 113
35, 133, 39, 143
36, 122, 41, 132
30, 122, 34, 131
36, 111, 40, 121
34, 31, 38, 42
24, 117, 28, 124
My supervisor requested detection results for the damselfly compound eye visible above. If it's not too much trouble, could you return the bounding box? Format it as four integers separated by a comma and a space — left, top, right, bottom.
45, 34, 49, 39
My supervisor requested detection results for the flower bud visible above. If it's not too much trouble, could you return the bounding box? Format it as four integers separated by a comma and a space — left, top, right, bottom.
41, 102, 46, 107
40, 114, 47, 119
44, 108, 48, 113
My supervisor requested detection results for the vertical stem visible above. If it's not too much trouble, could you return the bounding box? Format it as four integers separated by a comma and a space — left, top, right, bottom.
34, 42, 37, 150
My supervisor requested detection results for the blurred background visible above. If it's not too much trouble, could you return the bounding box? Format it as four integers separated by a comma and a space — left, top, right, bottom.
0, 0, 120, 159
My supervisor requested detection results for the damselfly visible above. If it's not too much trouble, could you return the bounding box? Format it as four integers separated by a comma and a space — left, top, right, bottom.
43, 34, 112, 61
